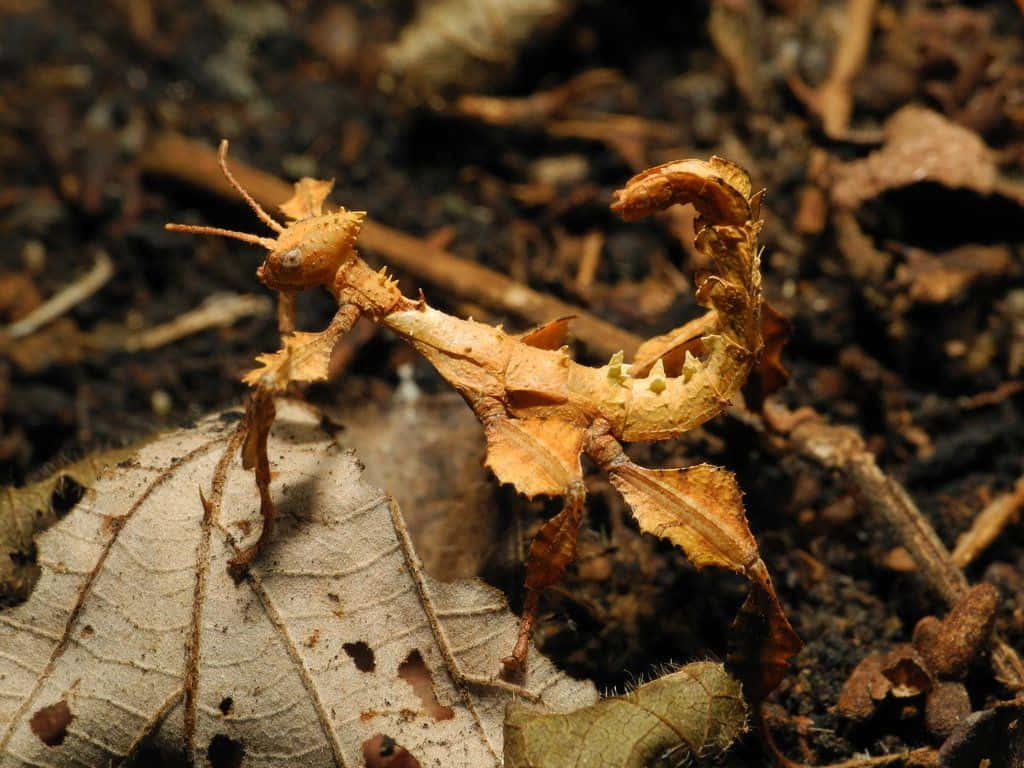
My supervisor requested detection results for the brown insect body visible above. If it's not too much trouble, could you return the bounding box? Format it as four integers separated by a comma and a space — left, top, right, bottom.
167, 143, 799, 688
260, 211, 365, 294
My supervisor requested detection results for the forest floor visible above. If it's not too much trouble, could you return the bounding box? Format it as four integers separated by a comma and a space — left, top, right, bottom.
1, 0, 1023, 765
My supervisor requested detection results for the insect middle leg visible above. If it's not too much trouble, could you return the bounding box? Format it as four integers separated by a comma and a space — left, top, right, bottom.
503, 478, 587, 676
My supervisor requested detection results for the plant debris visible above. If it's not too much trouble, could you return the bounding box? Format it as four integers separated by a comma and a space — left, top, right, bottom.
0, 403, 595, 766
504, 660, 747, 768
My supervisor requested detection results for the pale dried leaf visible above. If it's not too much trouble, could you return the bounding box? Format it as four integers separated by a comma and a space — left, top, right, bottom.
504, 661, 747, 768
323, 392, 498, 582
0, 403, 595, 767
383, 0, 573, 103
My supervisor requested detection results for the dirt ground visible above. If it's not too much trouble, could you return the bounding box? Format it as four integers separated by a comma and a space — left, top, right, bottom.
1, 0, 1023, 765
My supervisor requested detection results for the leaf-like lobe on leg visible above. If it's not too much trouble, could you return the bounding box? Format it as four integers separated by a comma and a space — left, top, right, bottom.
729, 560, 803, 702
243, 304, 361, 390
588, 431, 801, 698
607, 462, 758, 573
483, 418, 584, 498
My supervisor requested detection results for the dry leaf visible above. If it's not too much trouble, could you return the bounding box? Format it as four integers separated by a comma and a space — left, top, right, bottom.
831, 106, 1024, 288
382, 0, 574, 104
0, 403, 595, 767
504, 661, 747, 768
322, 392, 498, 582
0, 446, 136, 606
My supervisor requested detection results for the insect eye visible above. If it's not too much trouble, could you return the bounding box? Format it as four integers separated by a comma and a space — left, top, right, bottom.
277, 247, 302, 268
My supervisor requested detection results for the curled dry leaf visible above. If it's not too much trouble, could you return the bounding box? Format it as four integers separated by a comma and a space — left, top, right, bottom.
504, 661, 747, 768
0, 403, 595, 767
830, 106, 1024, 288
837, 645, 933, 722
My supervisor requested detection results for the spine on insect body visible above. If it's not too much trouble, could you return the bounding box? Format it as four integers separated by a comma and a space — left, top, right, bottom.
347, 155, 764, 444
377, 216, 762, 443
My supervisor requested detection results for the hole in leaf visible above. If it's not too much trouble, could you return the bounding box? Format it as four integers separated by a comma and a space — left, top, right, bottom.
343, 640, 375, 672
29, 700, 73, 747
362, 733, 423, 768
397, 649, 454, 721
50, 475, 85, 517
218, 696, 234, 716
207, 734, 244, 768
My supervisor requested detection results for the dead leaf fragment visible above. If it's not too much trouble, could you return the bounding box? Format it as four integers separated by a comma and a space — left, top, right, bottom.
0, 403, 595, 766
837, 651, 892, 721
838, 645, 933, 721
382, 0, 573, 104
504, 661, 746, 768
832, 106, 1001, 210
1, 446, 137, 606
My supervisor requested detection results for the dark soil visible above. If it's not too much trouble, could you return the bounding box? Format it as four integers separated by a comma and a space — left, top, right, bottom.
2, 0, 1023, 765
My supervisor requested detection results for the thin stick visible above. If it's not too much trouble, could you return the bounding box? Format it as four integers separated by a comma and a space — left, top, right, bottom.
217, 139, 283, 234
141, 133, 640, 359
952, 477, 1024, 569
763, 402, 1024, 689
122, 292, 272, 352
3, 251, 114, 339
788, 0, 878, 136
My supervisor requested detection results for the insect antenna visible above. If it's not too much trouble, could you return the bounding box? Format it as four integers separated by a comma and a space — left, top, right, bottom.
217, 139, 284, 234
164, 222, 276, 248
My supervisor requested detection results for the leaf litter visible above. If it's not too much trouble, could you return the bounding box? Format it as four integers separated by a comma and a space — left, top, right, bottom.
0, 402, 596, 767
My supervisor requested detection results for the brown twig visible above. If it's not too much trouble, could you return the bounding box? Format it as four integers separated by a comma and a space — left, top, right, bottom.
2, 251, 114, 339
122, 292, 272, 352
763, 402, 1024, 690
788, 0, 878, 137
140, 133, 639, 359
952, 477, 1024, 569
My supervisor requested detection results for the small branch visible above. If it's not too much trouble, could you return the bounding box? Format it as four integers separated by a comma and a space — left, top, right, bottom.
788, 0, 877, 136
952, 477, 1024, 569
140, 133, 640, 359
122, 292, 273, 352
763, 402, 1024, 690
3, 251, 114, 339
